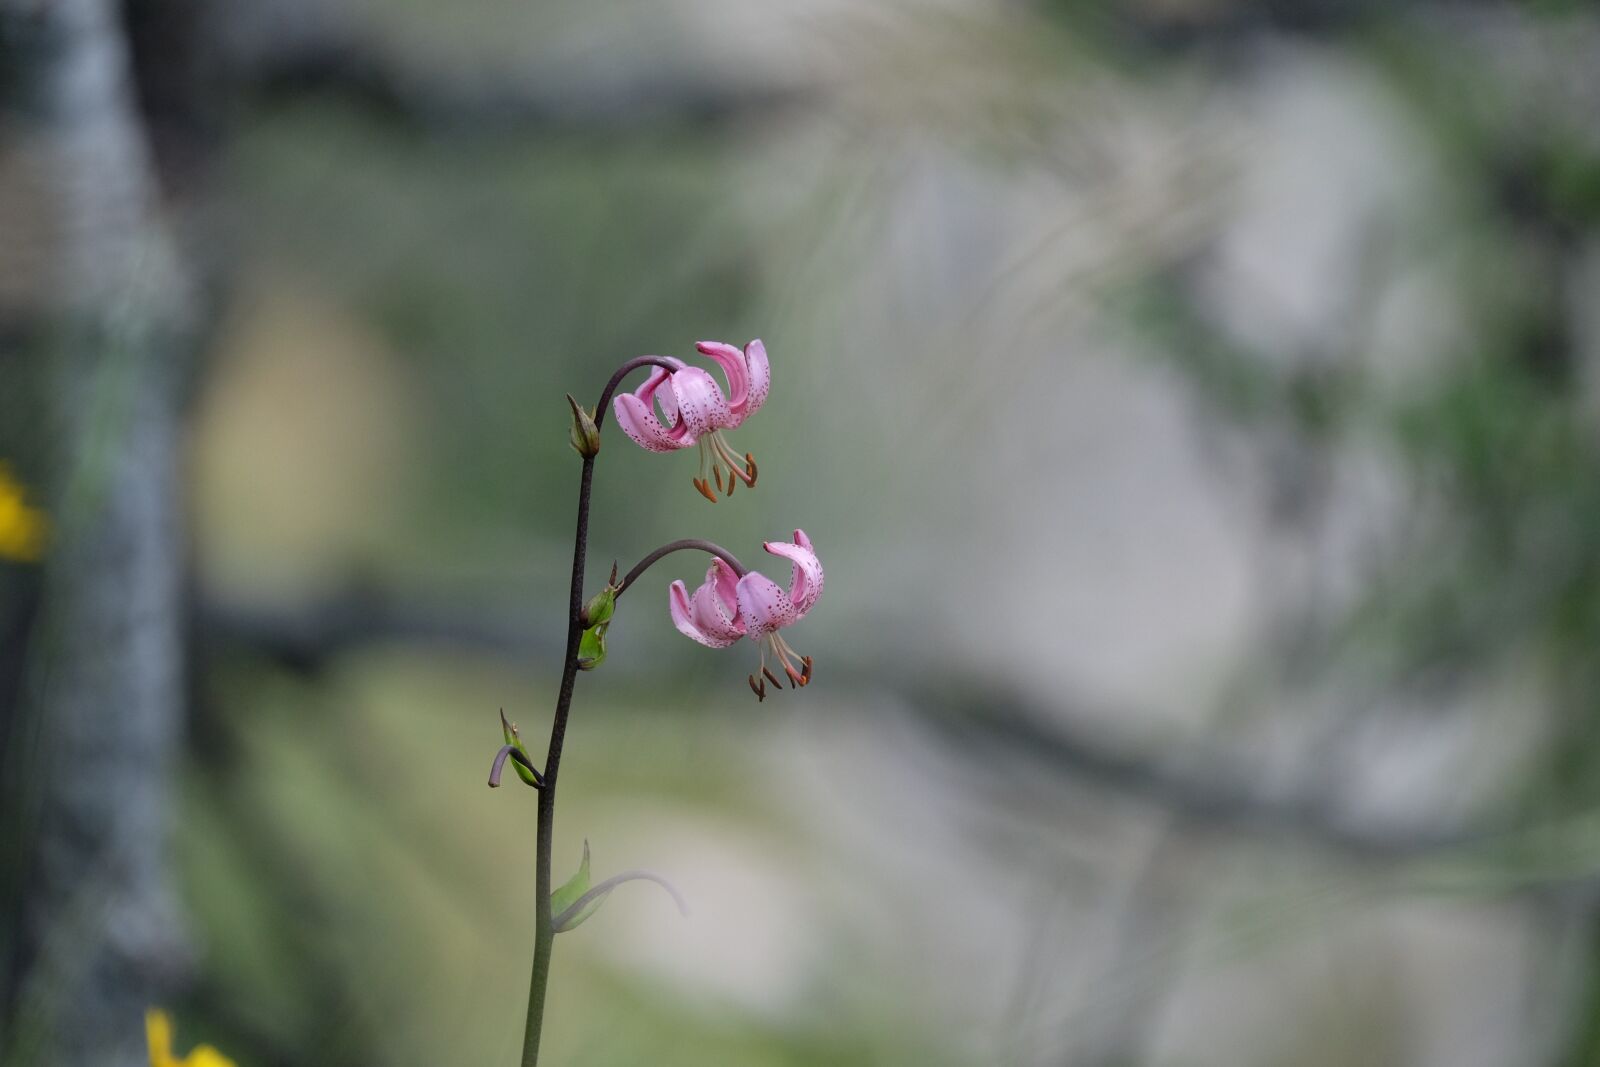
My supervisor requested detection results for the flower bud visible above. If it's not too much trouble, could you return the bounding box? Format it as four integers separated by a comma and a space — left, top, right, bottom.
566, 393, 601, 458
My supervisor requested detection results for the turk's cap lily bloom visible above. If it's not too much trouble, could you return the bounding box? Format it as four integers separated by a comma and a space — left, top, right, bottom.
612, 339, 769, 502
669, 529, 821, 699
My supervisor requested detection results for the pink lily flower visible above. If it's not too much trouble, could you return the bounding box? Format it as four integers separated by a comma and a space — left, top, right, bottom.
668, 529, 822, 700
612, 339, 770, 502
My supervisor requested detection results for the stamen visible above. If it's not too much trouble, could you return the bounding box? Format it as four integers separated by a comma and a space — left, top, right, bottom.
695, 478, 719, 504
762, 666, 785, 690
745, 453, 759, 487
801, 656, 814, 684
748, 674, 765, 701
713, 467, 725, 493
783, 664, 805, 687
711, 434, 754, 486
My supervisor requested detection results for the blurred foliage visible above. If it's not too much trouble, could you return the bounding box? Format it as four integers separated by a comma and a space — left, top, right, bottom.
181, 650, 943, 1066
142, 1, 1600, 1064
231, 109, 747, 533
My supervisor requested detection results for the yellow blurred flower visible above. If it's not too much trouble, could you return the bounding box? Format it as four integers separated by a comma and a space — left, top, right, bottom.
0, 463, 47, 562
146, 1009, 236, 1067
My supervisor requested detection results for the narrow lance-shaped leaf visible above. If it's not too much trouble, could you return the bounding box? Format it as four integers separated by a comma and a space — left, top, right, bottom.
550, 840, 592, 921
499, 709, 543, 788
552, 867, 688, 933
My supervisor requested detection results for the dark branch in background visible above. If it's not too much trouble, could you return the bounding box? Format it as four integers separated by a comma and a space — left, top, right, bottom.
246, 55, 810, 136
905, 675, 1486, 860
200, 588, 561, 674
1042, 0, 1504, 56
203, 1, 811, 138
197, 590, 1483, 859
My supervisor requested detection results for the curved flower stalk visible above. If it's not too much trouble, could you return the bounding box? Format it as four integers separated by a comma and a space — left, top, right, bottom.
611, 339, 770, 501
669, 529, 822, 700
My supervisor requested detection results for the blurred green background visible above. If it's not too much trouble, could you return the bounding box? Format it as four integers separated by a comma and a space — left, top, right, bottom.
7, 1, 1600, 1065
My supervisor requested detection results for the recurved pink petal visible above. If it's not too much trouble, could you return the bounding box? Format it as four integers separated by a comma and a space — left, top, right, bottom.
692, 572, 745, 644
706, 557, 740, 615
669, 366, 732, 437
735, 570, 800, 639
614, 392, 693, 452
742, 339, 770, 420
670, 579, 740, 648
635, 360, 684, 424
762, 529, 823, 617
695, 341, 749, 416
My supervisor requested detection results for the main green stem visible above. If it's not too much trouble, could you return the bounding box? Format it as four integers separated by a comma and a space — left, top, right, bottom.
520, 452, 591, 1066
520, 356, 678, 1067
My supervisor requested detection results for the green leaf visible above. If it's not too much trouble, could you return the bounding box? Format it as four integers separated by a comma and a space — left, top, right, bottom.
552, 888, 610, 933
552, 868, 687, 934
581, 585, 616, 628
508, 748, 542, 788
499, 710, 541, 787
576, 622, 608, 670
550, 840, 591, 920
